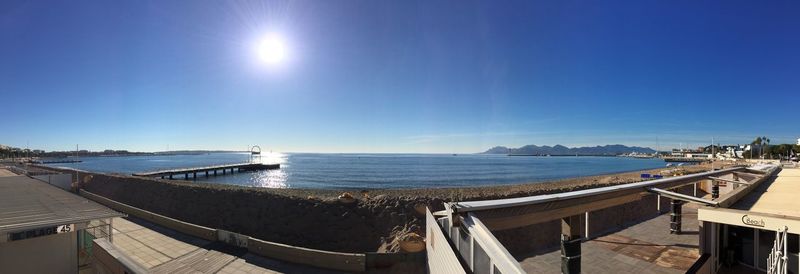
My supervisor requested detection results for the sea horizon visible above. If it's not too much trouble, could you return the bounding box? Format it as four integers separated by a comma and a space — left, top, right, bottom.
43, 152, 670, 189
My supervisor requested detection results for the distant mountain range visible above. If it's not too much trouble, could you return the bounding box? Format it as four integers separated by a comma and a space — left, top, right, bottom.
482, 144, 655, 156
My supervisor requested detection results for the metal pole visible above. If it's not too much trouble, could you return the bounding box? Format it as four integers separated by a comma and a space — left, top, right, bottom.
109, 218, 114, 243
76, 144, 79, 191
670, 199, 683, 234
712, 182, 719, 199
561, 215, 582, 274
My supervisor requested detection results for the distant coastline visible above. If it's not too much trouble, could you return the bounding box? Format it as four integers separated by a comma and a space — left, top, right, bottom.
0, 143, 247, 159
482, 144, 656, 156
506, 154, 620, 157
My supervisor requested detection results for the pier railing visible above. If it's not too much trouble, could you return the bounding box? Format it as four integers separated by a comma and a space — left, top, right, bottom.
132, 162, 280, 180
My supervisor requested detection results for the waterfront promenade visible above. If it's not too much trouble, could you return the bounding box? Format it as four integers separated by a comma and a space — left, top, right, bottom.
0, 167, 338, 273
89, 216, 340, 273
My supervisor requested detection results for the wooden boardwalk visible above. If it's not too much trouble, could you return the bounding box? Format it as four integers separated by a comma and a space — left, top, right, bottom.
132, 163, 280, 180
90, 216, 340, 273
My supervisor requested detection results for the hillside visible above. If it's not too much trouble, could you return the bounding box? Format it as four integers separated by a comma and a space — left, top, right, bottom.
482, 144, 655, 156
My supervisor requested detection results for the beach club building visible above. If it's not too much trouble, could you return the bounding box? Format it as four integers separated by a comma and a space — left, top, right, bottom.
0, 172, 123, 273
696, 166, 800, 273
425, 163, 798, 274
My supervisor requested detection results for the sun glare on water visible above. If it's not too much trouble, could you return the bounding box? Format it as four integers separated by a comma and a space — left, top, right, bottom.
256, 33, 288, 65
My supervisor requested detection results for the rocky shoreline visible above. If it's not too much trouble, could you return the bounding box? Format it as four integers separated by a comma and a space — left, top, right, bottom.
41, 162, 734, 254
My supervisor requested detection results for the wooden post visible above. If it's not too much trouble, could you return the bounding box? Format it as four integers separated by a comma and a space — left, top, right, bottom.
670, 199, 683, 234
205, 171, 209, 177
169, 174, 173, 179
561, 214, 582, 274
193, 172, 197, 180
184, 173, 188, 180
214, 170, 217, 176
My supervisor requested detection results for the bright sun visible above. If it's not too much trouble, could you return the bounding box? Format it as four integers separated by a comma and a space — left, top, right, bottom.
257, 34, 287, 65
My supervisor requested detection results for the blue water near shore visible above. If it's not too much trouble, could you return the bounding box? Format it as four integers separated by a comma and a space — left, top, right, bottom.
46, 153, 666, 189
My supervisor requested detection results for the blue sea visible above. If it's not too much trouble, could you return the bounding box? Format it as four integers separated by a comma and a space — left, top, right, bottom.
45, 153, 666, 189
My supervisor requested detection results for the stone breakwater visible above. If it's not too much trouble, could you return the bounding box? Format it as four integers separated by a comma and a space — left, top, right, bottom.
40, 163, 730, 254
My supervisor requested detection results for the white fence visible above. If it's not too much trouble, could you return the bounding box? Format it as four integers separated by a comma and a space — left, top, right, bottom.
33, 173, 73, 190
426, 209, 466, 274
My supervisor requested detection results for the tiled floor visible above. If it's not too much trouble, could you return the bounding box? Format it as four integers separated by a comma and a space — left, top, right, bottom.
89, 217, 342, 273
519, 203, 702, 273
111, 233, 174, 268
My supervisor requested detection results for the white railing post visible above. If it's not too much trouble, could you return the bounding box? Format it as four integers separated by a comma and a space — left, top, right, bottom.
767, 226, 788, 274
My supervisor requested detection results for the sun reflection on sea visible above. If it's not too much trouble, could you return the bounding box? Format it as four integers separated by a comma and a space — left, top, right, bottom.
249, 151, 289, 188
251, 169, 288, 188
250, 151, 288, 165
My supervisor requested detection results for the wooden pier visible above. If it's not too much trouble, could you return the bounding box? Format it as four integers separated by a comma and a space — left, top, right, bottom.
132, 163, 280, 180
32, 159, 83, 164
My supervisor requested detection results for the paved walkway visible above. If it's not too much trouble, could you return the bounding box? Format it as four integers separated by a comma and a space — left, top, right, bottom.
519, 204, 701, 273
89, 216, 341, 273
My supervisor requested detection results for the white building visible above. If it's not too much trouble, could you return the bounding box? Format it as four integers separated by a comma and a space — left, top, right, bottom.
0, 173, 123, 273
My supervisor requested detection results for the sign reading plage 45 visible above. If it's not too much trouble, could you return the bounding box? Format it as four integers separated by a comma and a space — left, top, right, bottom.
8, 224, 75, 241
56, 224, 74, 233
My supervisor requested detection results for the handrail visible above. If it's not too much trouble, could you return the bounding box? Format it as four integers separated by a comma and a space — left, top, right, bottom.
461, 213, 525, 274
453, 166, 746, 213
708, 176, 750, 185
647, 187, 718, 206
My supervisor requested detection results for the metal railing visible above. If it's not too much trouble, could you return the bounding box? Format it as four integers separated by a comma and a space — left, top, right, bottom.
452, 166, 747, 213
767, 226, 789, 274
85, 218, 114, 243
452, 213, 525, 274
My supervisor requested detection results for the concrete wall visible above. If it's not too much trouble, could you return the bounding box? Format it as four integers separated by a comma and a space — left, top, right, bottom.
91, 238, 149, 274
81, 190, 371, 272
76, 173, 432, 253
80, 190, 217, 241
0, 231, 77, 274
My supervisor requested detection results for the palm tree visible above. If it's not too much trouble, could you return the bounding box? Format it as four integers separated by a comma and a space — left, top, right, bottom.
751, 137, 762, 159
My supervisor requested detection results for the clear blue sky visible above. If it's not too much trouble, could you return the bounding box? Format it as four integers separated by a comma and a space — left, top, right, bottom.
1, 1, 798, 153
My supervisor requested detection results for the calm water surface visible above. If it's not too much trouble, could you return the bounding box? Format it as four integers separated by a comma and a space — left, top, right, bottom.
46, 153, 666, 189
